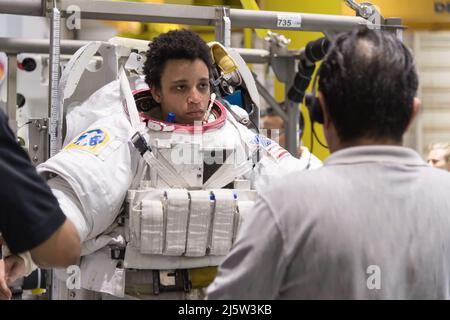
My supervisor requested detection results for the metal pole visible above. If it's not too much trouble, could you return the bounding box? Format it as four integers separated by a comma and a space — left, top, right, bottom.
59, 0, 218, 25
0, 37, 283, 107
6, 54, 17, 134
282, 59, 298, 156
0, 38, 277, 64
0, 37, 278, 63
215, 6, 231, 47
284, 99, 299, 156
0, 0, 44, 16
0, 0, 373, 33
230, 8, 369, 32
235, 48, 270, 64
48, 4, 62, 157
0, 38, 90, 55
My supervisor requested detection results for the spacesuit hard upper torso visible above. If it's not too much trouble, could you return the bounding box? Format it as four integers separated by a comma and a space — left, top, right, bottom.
39, 77, 320, 239
37, 76, 321, 298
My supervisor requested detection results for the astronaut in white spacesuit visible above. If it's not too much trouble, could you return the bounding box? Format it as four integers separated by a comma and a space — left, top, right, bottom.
36, 29, 321, 299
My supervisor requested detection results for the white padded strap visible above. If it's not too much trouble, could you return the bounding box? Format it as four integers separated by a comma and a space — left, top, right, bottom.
185, 191, 212, 257
119, 68, 145, 134
209, 190, 236, 256
140, 200, 164, 255
141, 150, 189, 188
164, 190, 190, 256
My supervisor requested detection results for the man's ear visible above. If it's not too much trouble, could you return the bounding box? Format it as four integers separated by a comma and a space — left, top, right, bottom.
318, 91, 331, 128
406, 97, 421, 130
151, 86, 161, 104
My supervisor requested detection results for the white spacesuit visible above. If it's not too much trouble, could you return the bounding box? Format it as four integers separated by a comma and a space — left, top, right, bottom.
36, 39, 321, 299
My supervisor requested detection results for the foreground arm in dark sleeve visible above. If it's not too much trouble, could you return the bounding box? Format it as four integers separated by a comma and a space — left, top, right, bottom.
0, 110, 80, 267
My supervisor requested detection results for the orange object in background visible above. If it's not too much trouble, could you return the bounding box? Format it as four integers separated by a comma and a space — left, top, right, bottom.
0, 59, 5, 84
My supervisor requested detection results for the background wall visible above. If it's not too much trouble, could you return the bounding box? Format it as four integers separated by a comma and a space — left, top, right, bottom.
403, 32, 450, 157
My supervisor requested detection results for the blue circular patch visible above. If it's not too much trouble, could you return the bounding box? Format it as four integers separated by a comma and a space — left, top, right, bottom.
73, 129, 107, 147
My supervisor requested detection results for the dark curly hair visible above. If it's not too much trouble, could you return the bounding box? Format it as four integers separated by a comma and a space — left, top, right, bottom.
318, 28, 419, 143
143, 29, 213, 89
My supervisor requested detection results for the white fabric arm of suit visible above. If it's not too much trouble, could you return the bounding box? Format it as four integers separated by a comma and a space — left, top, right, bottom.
47, 176, 89, 243
47, 176, 125, 257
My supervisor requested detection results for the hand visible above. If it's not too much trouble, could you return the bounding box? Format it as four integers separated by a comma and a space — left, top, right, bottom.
4, 255, 26, 286
0, 259, 12, 300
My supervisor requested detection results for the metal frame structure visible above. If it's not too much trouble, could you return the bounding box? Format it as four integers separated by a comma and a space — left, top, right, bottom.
0, 0, 402, 156
0, 37, 276, 163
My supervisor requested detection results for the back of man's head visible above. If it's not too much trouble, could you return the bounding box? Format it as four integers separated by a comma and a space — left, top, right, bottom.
318, 28, 418, 143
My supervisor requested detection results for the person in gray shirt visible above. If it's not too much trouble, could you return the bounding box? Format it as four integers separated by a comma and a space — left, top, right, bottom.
207, 28, 450, 299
